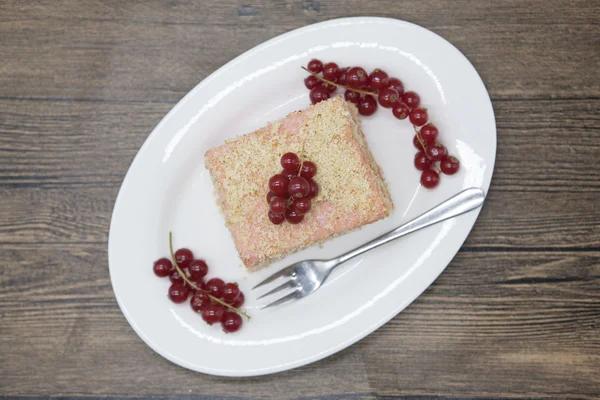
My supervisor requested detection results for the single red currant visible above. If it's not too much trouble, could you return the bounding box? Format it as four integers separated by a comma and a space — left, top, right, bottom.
280, 152, 300, 172
285, 208, 304, 224
288, 176, 310, 198
421, 169, 440, 189
309, 86, 331, 104
300, 161, 317, 179
188, 260, 208, 280
426, 142, 447, 161
387, 77, 404, 96
205, 278, 225, 298
402, 91, 420, 109
222, 311, 243, 333
344, 89, 360, 104
409, 108, 428, 126
268, 210, 285, 225
320, 81, 337, 93
322, 62, 340, 81
153, 258, 172, 277
168, 284, 189, 304
378, 87, 400, 108
419, 123, 438, 143
414, 152, 431, 171
358, 95, 377, 116
413, 135, 427, 151
281, 169, 297, 182
269, 195, 287, 214
169, 269, 185, 285
304, 75, 320, 90
190, 291, 211, 312
174, 248, 193, 269
222, 283, 241, 303
306, 178, 319, 199
392, 103, 409, 120
307, 59, 323, 73
266, 191, 276, 204
440, 156, 460, 175
268, 174, 289, 196
338, 67, 349, 85
201, 302, 226, 324
292, 197, 311, 215
368, 69, 389, 91
346, 67, 368, 89
231, 292, 245, 308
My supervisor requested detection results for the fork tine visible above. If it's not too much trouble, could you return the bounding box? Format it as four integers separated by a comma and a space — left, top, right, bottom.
252, 266, 294, 290
256, 280, 295, 300
260, 290, 300, 310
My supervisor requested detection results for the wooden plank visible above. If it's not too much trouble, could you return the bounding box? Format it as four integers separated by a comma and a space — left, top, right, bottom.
0, 1, 598, 102
1, 249, 598, 398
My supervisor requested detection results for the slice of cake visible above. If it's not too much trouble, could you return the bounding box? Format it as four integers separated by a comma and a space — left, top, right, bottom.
205, 96, 393, 271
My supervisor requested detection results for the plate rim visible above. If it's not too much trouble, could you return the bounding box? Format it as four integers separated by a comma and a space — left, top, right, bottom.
108, 16, 497, 377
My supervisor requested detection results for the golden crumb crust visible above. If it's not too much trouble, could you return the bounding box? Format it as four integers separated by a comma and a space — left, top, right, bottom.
205, 96, 394, 271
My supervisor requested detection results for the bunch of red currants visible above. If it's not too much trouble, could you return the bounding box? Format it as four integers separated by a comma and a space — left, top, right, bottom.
304, 59, 460, 189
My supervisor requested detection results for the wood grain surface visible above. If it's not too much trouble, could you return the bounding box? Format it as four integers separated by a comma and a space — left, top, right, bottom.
1, 1, 599, 399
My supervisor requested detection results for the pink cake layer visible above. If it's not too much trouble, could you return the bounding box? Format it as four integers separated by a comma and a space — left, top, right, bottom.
205, 96, 394, 271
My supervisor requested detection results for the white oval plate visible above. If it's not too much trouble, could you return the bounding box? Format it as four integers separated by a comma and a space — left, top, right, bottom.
109, 17, 496, 377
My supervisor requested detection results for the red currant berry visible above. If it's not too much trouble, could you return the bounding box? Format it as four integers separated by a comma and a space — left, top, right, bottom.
292, 197, 311, 215
188, 260, 208, 280
206, 278, 225, 298
288, 176, 310, 198
306, 178, 319, 199
368, 68, 389, 91
309, 86, 331, 104
387, 77, 404, 96
304, 75, 320, 90
358, 95, 377, 116
409, 108, 428, 126
285, 208, 304, 224
222, 311, 243, 333
268, 174, 289, 196
440, 156, 460, 175
419, 123, 438, 143
344, 89, 360, 104
338, 67, 349, 85
201, 302, 225, 324
190, 291, 211, 312
269, 195, 287, 214
174, 248, 193, 269
153, 258, 172, 277
190, 277, 206, 290
169, 269, 185, 285
378, 87, 400, 108
231, 292, 245, 308
268, 210, 286, 225
322, 62, 340, 81
280, 152, 300, 173
402, 91, 420, 109
300, 161, 317, 179
266, 191, 276, 204
346, 67, 368, 89
168, 283, 189, 304
414, 152, 431, 171
320, 81, 337, 93
426, 142, 447, 161
392, 103, 409, 120
421, 169, 440, 189
413, 135, 427, 151
222, 282, 241, 303
307, 59, 323, 73
281, 169, 297, 182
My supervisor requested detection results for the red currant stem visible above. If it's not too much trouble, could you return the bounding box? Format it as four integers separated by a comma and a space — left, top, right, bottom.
168, 232, 251, 320
301, 66, 376, 96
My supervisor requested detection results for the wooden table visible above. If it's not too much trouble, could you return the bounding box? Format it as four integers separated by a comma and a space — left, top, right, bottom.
2, 1, 599, 399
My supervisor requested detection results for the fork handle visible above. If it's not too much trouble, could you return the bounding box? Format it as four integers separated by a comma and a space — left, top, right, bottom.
332, 187, 486, 266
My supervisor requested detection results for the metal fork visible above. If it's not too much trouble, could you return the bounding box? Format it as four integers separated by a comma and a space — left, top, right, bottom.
253, 187, 486, 309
